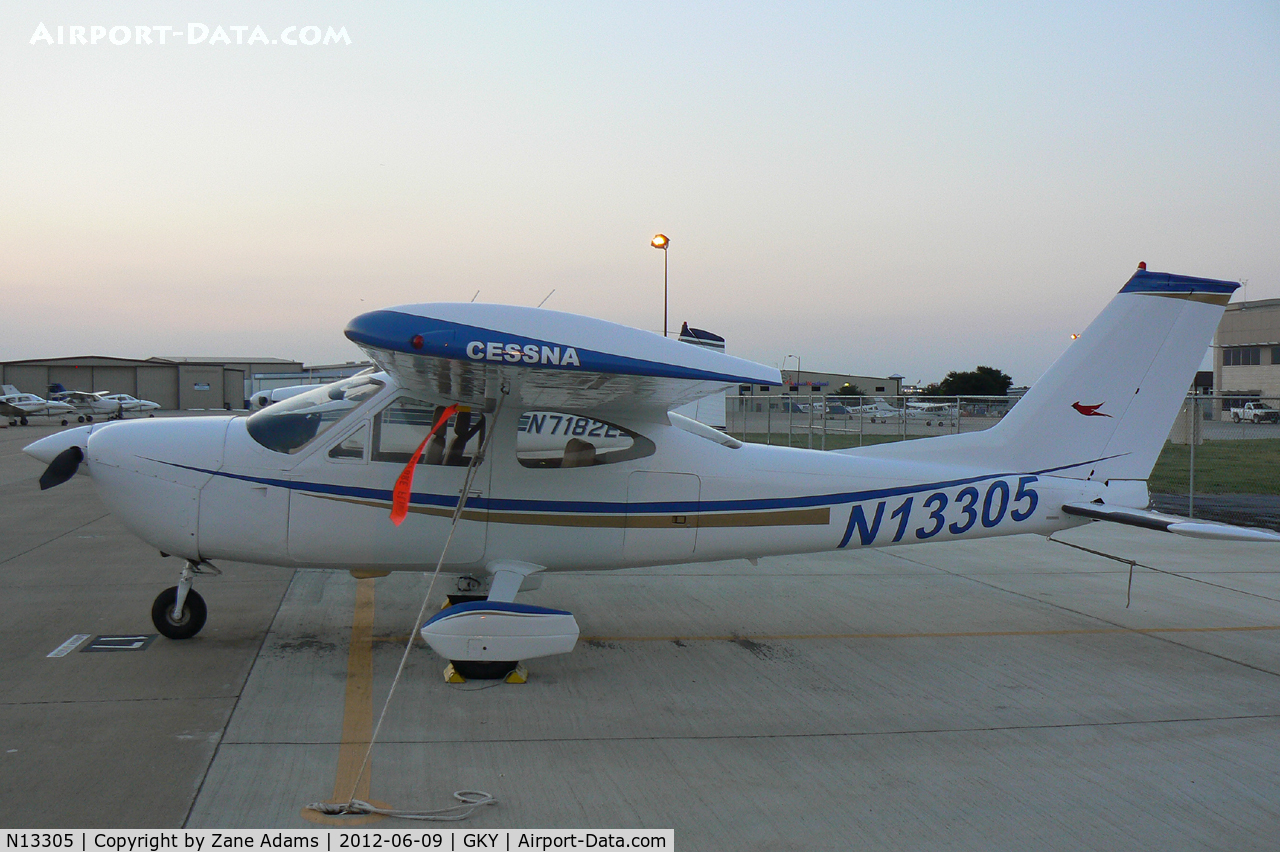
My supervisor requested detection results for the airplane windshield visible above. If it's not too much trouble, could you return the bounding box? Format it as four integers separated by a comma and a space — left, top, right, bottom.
246, 376, 384, 454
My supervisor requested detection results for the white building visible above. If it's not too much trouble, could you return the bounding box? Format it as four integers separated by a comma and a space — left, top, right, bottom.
1213, 298, 1280, 411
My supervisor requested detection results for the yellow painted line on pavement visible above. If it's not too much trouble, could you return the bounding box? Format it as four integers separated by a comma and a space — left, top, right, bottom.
303, 577, 388, 826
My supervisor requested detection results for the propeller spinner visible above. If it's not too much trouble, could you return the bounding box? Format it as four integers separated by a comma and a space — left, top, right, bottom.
39, 445, 83, 490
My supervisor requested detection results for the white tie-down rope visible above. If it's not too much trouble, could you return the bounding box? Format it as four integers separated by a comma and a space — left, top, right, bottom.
307, 791, 497, 821
306, 391, 506, 821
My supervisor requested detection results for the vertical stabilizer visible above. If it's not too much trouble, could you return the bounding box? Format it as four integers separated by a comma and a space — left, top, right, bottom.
843, 267, 1239, 487
992, 267, 1237, 481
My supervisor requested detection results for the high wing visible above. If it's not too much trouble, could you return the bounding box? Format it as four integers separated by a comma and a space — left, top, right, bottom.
345, 302, 780, 416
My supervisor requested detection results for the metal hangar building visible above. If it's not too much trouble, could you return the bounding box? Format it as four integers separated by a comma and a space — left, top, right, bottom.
0, 356, 304, 411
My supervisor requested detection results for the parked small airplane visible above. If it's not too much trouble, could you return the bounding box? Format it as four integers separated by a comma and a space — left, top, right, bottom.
251, 384, 326, 411
47, 389, 160, 420
839, 398, 957, 426
98, 393, 161, 415
904, 400, 960, 425
50, 390, 115, 422
835, 396, 903, 421
2, 390, 77, 425
25, 265, 1280, 678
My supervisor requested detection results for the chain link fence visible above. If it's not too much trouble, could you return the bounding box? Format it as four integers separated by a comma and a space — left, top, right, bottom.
1150, 395, 1280, 532
727, 394, 1280, 532
726, 395, 1015, 451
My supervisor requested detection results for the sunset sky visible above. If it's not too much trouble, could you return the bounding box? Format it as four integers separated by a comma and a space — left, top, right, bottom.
4, 2, 1278, 385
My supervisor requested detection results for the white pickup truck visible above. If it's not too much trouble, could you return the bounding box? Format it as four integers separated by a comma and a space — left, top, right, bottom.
1230, 401, 1280, 423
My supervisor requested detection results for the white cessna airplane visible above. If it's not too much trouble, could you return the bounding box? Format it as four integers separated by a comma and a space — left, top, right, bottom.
24, 265, 1280, 678
904, 400, 960, 425
837, 396, 905, 421
251, 383, 325, 411
47, 390, 161, 421
842, 397, 956, 425
2, 389, 77, 425
50, 390, 118, 421
98, 393, 162, 414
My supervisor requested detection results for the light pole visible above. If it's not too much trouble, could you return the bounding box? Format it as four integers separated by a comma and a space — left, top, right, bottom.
785, 354, 801, 387
651, 234, 669, 336
784, 354, 801, 448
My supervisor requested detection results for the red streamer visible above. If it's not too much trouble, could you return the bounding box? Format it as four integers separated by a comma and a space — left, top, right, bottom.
390, 404, 458, 526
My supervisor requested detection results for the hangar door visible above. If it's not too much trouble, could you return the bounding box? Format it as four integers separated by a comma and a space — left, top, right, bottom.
179, 366, 224, 410
92, 367, 137, 396
138, 367, 179, 410
223, 369, 245, 409
7, 365, 50, 393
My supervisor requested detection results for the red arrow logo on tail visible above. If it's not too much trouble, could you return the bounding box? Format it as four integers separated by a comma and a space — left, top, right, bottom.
1072, 401, 1113, 418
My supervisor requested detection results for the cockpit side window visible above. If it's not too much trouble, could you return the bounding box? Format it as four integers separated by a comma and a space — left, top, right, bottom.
328, 423, 369, 461
515, 411, 655, 469
246, 377, 383, 454
372, 397, 486, 466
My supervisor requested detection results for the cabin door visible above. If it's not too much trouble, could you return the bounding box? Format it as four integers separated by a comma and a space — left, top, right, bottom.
623, 472, 700, 564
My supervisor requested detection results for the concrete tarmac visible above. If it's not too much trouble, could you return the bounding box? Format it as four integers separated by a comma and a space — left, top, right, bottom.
3, 423, 1279, 850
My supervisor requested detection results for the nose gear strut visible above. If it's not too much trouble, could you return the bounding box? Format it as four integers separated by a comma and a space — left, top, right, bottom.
151, 560, 219, 639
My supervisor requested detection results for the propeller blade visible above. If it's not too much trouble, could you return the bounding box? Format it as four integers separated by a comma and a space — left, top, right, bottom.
39, 446, 83, 490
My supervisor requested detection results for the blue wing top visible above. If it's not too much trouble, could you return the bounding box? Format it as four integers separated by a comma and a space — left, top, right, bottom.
346, 303, 781, 415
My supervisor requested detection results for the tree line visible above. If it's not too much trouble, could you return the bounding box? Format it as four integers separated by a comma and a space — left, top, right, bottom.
831, 366, 1013, 398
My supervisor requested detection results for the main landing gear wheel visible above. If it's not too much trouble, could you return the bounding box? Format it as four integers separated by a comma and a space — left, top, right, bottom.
152, 586, 207, 639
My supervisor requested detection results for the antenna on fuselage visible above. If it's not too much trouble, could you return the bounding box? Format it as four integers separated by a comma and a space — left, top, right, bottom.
537, 289, 556, 308
470, 290, 480, 303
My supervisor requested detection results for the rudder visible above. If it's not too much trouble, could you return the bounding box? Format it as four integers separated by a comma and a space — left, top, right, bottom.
842, 266, 1238, 491
991, 266, 1237, 482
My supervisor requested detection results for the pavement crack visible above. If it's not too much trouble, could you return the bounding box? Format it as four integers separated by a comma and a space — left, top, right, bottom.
1139, 564, 1280, 605
182, 567, 299, 829
0, 696, 236, 707
214, 711, 1280, 747
0, 513, 110, 567
885, 549, 1280, 680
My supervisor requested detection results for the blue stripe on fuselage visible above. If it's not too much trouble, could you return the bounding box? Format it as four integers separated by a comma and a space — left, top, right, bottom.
154, 454, 1115, 518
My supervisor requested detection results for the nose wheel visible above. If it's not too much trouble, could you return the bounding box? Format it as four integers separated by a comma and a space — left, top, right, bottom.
151, 560, 216, 639
152, 586, 207, 639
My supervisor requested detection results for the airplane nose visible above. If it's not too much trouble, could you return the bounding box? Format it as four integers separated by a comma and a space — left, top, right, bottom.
77, 416, 232, 561
86, 416, 229, 483
24, 425, 93, 467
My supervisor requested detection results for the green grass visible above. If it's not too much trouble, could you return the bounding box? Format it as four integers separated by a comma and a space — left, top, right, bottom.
1148, 438, 1280, 495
